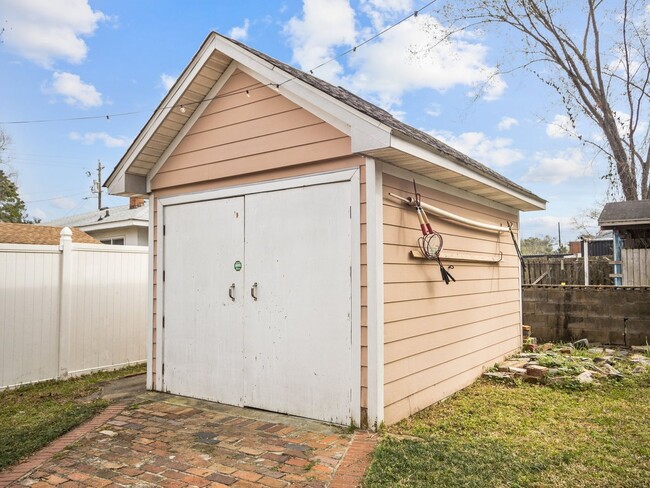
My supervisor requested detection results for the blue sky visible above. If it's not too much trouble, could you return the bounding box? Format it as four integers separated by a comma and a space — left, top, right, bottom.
0, 0, 613, 240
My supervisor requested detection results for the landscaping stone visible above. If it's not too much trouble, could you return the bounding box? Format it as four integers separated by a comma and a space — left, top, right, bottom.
539, 343, 554, 352
486, 344, 648, 388
601, 363, 623, 378
577, 371, 594, 383
525, 365, 549, 378
523, 343, 538, 352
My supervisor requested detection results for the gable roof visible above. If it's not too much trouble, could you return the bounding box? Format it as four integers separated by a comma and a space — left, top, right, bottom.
598, 200, 650, 229
106, 32, 545, 212
0, 223, 100, 245
44, 202, 148, 232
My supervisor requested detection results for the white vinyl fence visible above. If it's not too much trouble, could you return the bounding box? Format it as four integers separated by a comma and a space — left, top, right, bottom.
0, 228, 148, 389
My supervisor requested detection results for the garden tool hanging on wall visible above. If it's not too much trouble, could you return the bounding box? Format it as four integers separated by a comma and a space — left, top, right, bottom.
413, 180, 455, 284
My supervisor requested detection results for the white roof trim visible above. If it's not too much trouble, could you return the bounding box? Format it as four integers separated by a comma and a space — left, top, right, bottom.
389, 135, 546, 211
78, 219, 148, 232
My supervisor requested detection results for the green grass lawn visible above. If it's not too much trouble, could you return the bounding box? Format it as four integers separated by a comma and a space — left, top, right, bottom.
364, 365, 650, 487
0, 364, 145, 471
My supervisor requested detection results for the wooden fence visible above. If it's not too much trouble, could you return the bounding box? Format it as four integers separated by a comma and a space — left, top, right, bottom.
622, 248, 650, 286
0, 228, 148, 389
523, 256, 613, 286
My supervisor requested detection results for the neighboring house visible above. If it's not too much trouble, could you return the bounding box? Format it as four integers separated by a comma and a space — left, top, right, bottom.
106, 32, 546, 427
599, 200, 650, 286
44, 197, 148, 246
0, 222, 99, 244
568, 232, 614, 257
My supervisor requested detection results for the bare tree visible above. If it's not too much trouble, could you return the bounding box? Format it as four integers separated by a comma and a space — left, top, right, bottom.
427, 0, 650, 200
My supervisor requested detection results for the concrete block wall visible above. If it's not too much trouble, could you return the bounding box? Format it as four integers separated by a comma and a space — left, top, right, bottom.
523, 286, 650, 345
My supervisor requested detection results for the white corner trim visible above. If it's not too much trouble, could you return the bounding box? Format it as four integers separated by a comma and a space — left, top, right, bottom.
365, 157, 384, 428
159, 168, 358, 207
349, 169, 362, 427
146, 199, 154, 390
389, 136, 546, 211
155, 198, 165, 391
146, 62, 238, 191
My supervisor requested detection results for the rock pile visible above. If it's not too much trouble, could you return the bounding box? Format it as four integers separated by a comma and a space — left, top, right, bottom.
484, 342, 650, 387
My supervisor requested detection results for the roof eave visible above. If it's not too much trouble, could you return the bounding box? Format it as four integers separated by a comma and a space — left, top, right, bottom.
369, 133, 546, 212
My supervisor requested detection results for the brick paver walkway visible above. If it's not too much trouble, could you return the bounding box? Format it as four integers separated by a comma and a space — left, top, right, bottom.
6, 397, 377, 487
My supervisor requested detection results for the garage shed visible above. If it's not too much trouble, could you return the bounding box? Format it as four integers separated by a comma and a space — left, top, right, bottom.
107, 32, 545, 428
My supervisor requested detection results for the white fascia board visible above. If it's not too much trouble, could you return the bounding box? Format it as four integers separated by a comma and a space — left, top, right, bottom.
80, 219, 148, 233
106, 33, 220, 192
146, 61, 238, 191
390, 135, 546, 211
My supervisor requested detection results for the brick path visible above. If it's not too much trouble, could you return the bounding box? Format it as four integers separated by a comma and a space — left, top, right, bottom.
4, 397, 377, 487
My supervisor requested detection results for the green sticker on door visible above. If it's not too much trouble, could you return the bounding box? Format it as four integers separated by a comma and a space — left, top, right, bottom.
234, 260, 242, 271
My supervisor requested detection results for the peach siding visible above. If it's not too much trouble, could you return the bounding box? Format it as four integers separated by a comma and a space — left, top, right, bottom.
382, 173, 521, 425
149, 70, 368, 415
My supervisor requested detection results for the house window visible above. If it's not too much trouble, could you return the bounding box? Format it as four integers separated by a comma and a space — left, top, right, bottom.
100, 237, 125, 245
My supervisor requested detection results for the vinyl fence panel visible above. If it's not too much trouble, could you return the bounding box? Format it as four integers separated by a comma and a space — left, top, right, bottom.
0, 245, 61, 388
0, 229, 147, 389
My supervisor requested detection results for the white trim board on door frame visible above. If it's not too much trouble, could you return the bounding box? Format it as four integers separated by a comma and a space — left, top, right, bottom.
154, 168, 362, 425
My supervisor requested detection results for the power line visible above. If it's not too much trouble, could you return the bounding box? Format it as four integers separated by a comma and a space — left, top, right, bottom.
0, 1, 438, 126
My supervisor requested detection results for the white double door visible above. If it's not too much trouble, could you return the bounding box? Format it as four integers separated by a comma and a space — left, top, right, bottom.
163, 181, 353, 424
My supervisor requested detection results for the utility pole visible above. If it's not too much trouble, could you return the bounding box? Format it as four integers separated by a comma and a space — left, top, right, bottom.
557, 222, 562, 253
86, 160, 105, 210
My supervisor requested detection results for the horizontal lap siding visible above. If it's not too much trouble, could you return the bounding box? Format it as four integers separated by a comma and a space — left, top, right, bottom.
149, 70, 367, 409
151, 70, 352, 191
382, 174, 520, 424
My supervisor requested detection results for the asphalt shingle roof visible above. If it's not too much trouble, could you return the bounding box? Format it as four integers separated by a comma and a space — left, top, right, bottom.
598, 200, 650, 226
0, 223, 100, 245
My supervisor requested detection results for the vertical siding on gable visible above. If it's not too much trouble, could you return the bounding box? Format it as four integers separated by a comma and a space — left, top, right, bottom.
148, 69, 368, 419
382, 174, 521, 425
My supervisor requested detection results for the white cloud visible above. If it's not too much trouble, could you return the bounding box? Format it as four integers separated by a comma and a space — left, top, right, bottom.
346, 14, 506, 108
160, 73, 176, 91
229, 19, 250, 41
51, 197, 77, 209
430, 130, 524, 167
284, 2, 506, 110
284, 0, 357, 82
1, 0, 107, 68
69, 131, 129, 148
46, 72, 103, 108
546, 114, 572, 139
497, 116, 518, 131
522, 148, 590, 184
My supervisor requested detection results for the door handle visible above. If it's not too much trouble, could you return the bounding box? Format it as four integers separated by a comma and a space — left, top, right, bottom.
251, 282, 258, 301
229, 283, 235, 301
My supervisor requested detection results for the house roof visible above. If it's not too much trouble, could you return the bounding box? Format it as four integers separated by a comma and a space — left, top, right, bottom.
106, 32, 546, 212
598, 200, 650, 228
44, 202, 148, 232
0, 223, 100, 245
